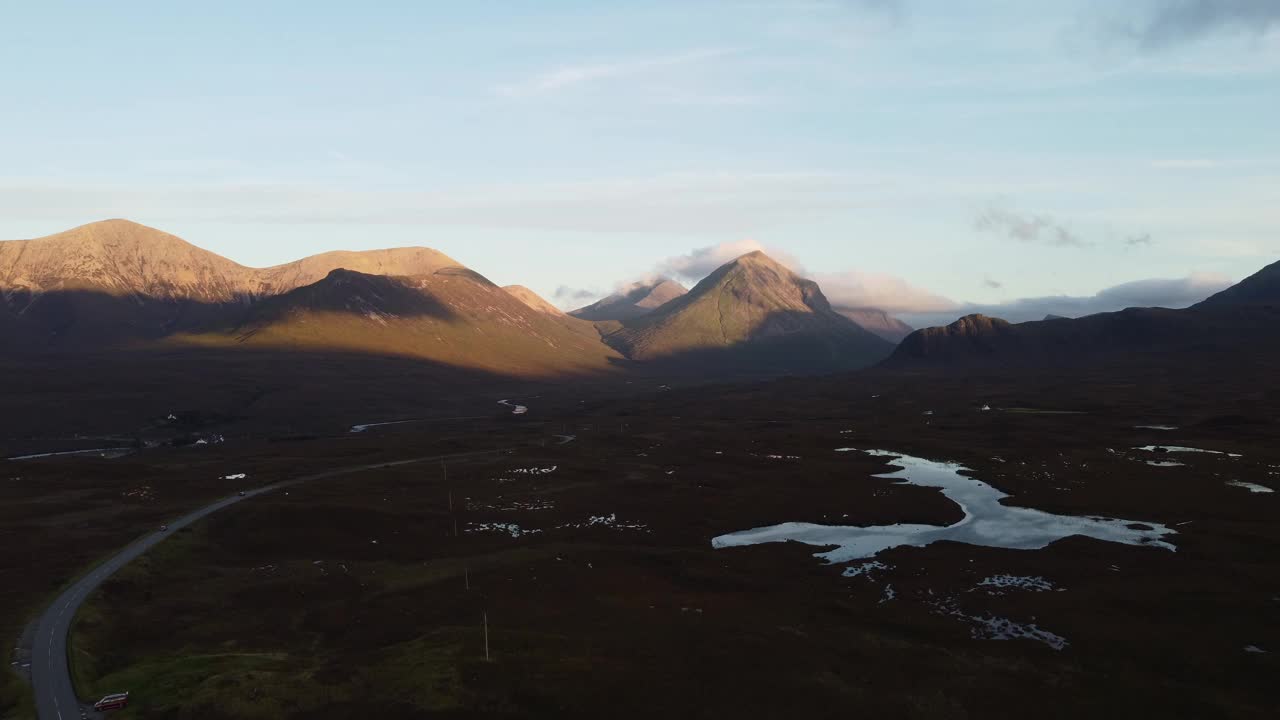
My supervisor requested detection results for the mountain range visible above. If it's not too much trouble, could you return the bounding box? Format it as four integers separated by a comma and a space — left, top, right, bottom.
7, 219, 1274, 379
1, 220, 902, 377
886, 259, 1280, 369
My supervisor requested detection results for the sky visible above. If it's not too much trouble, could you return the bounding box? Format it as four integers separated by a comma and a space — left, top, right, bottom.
1, 0, 1277, 325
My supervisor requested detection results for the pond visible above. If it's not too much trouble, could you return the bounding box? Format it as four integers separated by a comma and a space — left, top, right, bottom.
712, 450, 1177, 563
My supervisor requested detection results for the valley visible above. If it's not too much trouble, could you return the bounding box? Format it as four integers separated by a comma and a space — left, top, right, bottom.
2, 220, 1278, 719
4, 359, 1278, 719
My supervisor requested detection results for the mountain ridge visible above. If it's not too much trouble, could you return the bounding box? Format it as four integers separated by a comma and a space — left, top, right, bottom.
0, 219, 467, 301
884, 263, 1280, 369
570, 277, 688, 322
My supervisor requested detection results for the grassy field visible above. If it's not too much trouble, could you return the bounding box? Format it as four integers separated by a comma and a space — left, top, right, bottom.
49, 369, 1280, 717
6, 358, 1279, 718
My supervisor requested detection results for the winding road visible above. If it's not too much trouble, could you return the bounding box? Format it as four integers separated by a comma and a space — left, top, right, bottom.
28, 449, 505, 720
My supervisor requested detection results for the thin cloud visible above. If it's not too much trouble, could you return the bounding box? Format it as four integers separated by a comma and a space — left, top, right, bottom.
975, 208, 1089, 248
1132, 0, 1280, 52
1125, 233, 1154, 247
0, 172, 869, 235
1151, 158, 1221, 170
554, 285, 600, 303
496, 48, 737, 98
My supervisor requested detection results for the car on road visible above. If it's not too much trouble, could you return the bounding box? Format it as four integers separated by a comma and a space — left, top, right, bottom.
159, 524, 168, 532
238, 490, 246, 496
94, 692, 129, 711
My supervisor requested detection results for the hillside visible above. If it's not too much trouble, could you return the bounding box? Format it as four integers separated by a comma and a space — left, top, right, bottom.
570, 277, 687, 322
0, 219, 254, 302
183, 268, 623, 377
605, 252, 894, 373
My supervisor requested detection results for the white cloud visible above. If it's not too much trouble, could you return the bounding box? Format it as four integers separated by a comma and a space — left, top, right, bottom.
654, 239, 803, 282
815, 270, 958, 314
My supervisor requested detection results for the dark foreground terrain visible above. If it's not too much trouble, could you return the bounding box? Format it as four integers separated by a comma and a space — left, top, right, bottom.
3, 355, 1279, 719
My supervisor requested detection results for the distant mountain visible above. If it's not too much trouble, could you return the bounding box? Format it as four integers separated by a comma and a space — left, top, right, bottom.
837, 307, 914, 343
604, 251, 894, 373
888, 314, 1020, 365
188, 268, 622, 377
570, 277, 687, 322
503, 285, 565, 316
1043, 314, 1069, 321
886, 260, 1280, 369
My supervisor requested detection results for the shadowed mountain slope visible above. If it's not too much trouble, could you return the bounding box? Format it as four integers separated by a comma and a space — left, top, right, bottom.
180, 268, 623, 377
838, 307, 914, 343
570, 277, 687, 322
1195, 258, 1280, 308
604, 251, 894, 373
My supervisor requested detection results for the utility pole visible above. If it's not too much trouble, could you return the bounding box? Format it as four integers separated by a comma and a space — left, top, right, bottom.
465, 564, 470, 591
483, 612, 491, 662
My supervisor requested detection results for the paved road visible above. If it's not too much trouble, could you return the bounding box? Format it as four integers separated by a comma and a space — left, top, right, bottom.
29, 449, 505, 720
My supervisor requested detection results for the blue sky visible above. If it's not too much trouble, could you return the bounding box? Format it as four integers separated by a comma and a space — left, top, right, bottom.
1, 0, 1277, 323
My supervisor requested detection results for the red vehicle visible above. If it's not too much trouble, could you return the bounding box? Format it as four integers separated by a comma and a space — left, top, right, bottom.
94, 692, 129, 712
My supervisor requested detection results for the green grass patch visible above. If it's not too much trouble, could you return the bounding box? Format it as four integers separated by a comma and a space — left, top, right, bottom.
82, 652, 297, 719
0, 670, 36, 720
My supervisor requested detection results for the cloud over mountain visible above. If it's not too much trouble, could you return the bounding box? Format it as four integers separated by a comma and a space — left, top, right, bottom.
814, 270, 959, 315
902, 272, 1234, 327
655, 240, 803, 282
554, 285, 601, 304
